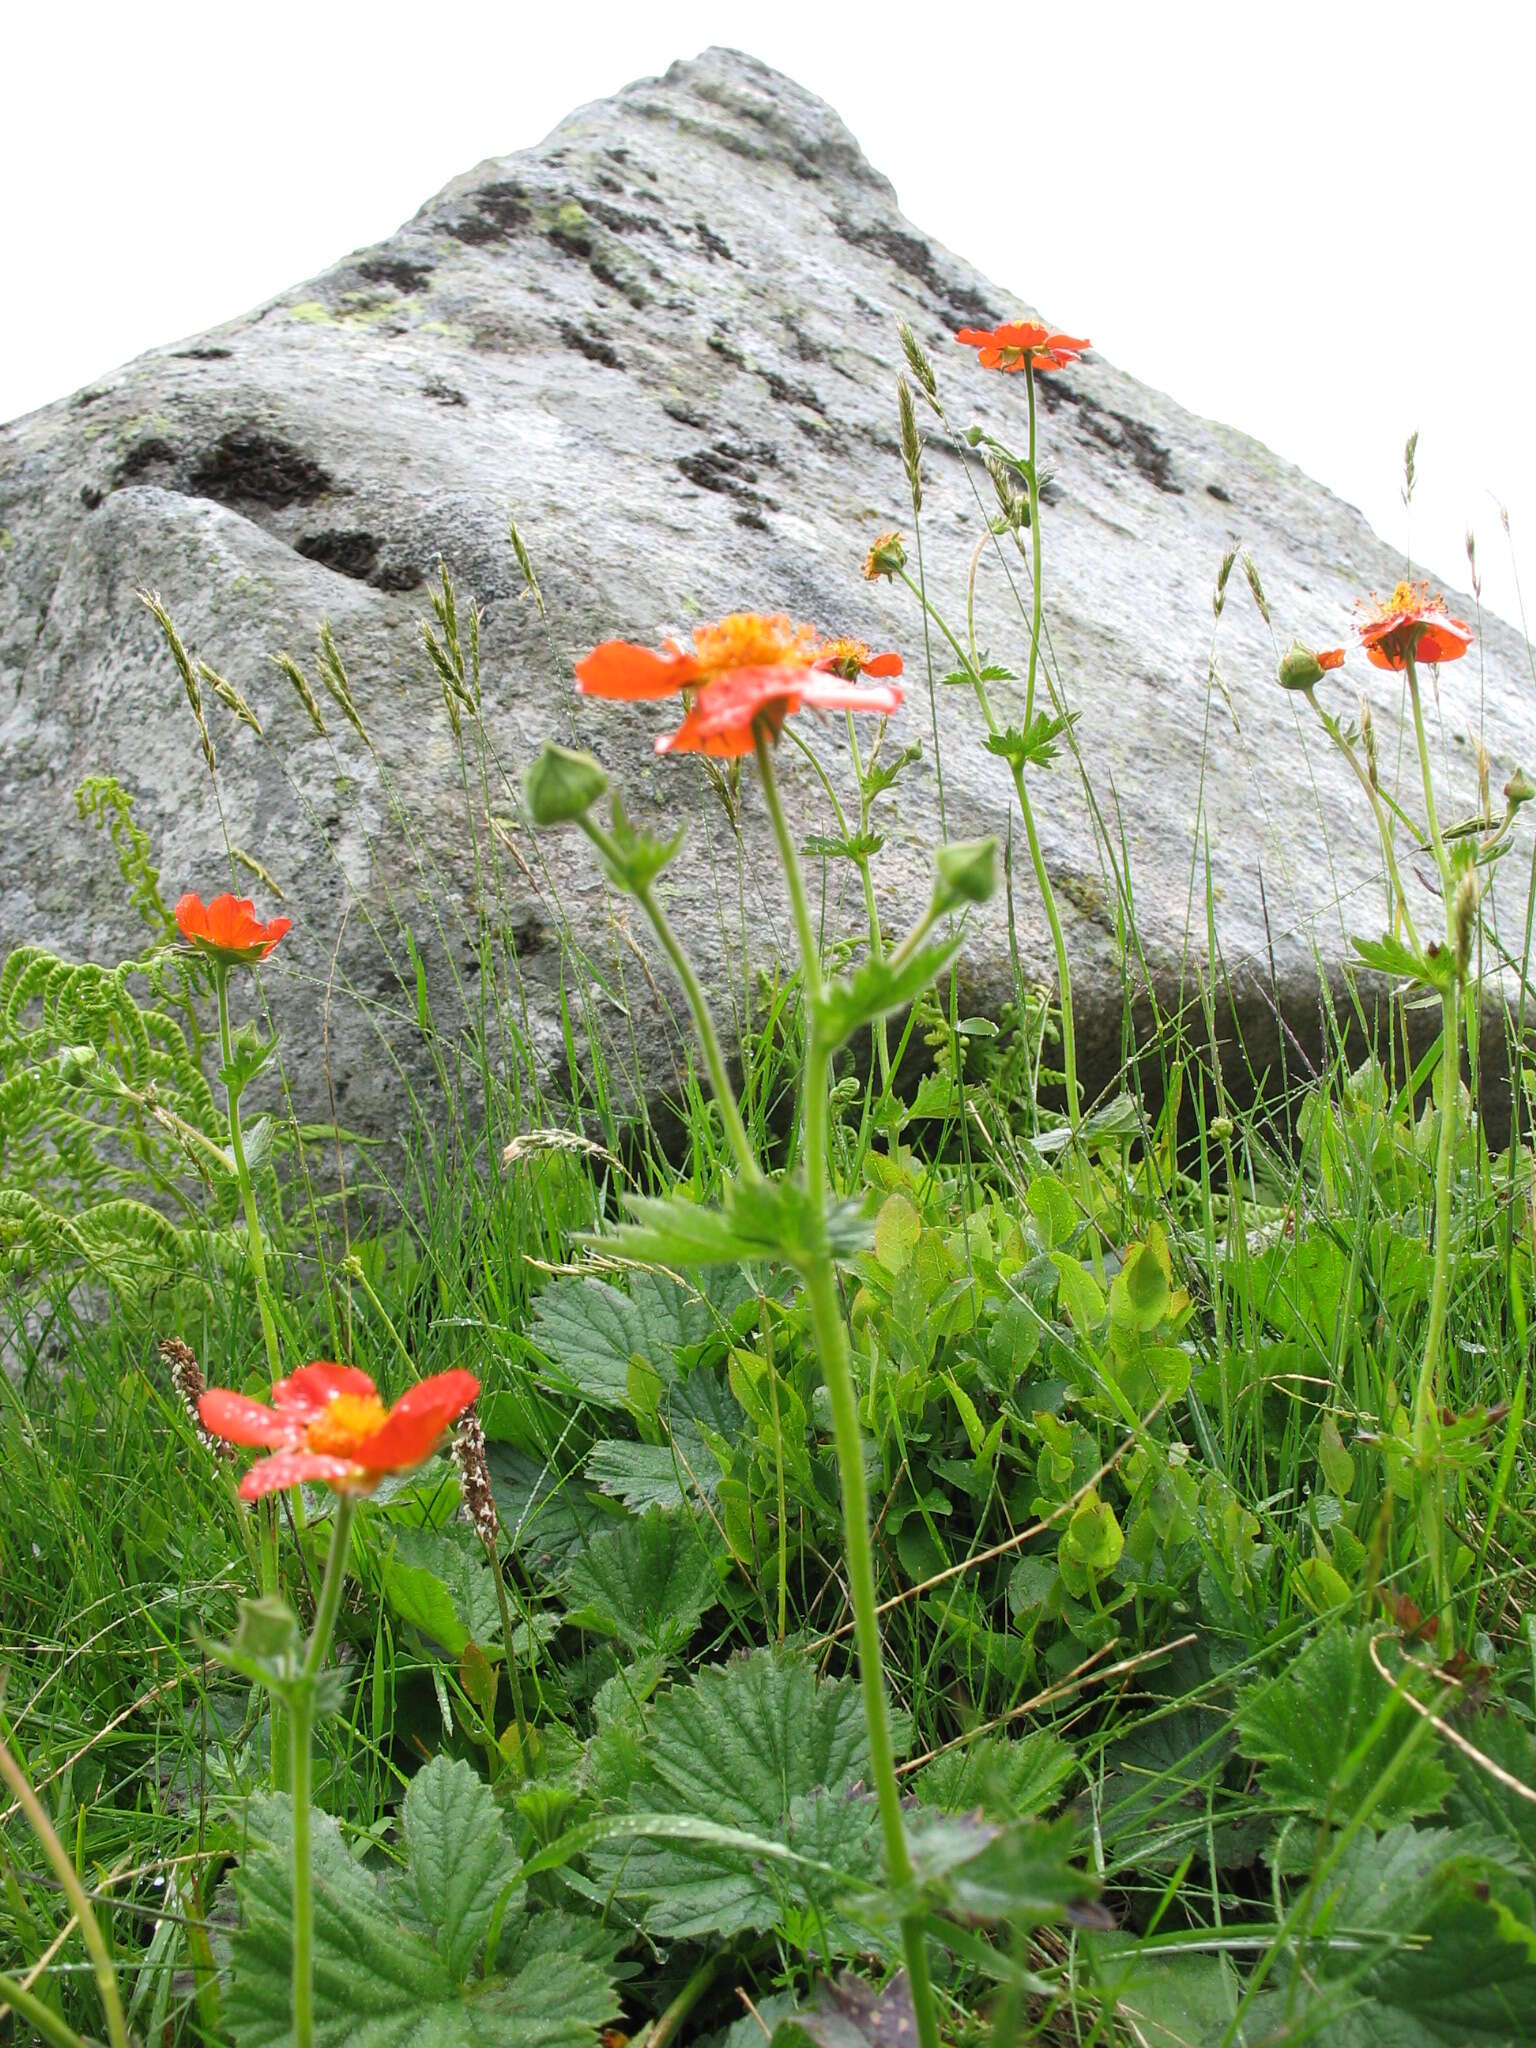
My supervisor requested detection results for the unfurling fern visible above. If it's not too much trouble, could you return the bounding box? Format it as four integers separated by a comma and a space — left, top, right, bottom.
0, 784, 245, 1318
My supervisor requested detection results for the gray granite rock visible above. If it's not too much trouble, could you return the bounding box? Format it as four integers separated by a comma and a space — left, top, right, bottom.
2, 47, 1528, 1141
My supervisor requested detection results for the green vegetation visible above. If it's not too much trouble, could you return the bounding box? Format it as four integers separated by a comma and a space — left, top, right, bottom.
4, 325, 1536, 2048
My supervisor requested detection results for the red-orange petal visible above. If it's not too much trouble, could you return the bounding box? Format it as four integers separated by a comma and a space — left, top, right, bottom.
239, 1450, 364, 1500
1417, 618, 1473, 663
1317, 648, 1347, 671
271, 1361, 379, 1421
861, 651, 904, 678
353, 1369, 481, 1472
198, 1389, 301, 1449
575, 639, 700, 701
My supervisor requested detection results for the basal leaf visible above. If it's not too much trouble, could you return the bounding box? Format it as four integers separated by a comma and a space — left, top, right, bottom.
1234, 1626, 1452, 1824
583, 1649, 897, 1945
560, 1505, 719, 1655
228, 1799, 456, 2048
912, 1730, 1077, 1822
404, 1755, 521, 1983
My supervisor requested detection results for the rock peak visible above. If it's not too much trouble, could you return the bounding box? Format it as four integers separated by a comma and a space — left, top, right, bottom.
0, 52, 1525, 1140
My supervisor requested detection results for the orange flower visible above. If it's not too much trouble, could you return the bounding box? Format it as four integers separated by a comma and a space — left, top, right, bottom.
813, 637, 904, 683
656, 667, 903, 758
954, 322, 1090, 374
575, 613, 821, 701
1357, 582, 1473, 670
199, 1361, 481, 1500
175, 892, 290, 964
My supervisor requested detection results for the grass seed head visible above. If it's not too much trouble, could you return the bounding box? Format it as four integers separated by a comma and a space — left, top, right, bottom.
272, 652, 328, 736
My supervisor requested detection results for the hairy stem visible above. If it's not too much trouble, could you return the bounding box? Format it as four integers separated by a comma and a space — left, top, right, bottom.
291, 1493, 356, 2048
753, 728, 941, 2048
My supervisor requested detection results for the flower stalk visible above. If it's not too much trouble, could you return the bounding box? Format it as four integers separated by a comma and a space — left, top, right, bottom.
753, 729, 941, 2048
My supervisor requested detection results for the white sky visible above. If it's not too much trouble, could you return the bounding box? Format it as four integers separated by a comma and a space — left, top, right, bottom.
5, 1, 1531, 631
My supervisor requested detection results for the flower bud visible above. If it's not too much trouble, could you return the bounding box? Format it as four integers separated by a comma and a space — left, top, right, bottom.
933, 836, 998, 912
1277, 639, 1326, 691
862, 530, 907, 581
1506, 768, 1535, 813
525, 742, 608, 825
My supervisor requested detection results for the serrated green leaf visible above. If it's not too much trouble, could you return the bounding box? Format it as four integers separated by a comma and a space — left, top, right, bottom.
581, 1650, 896, 1945
227, 1796, 616, 2048
1234, 1626, 1452, 1824
404, 1756, 521, 1983
380, 1528, 502, 1659
1292, 1824, 1536, 2044
913, 1730, 1077, 1821
560, 1505, 719, 1655
228, 1799, 455, 2047
529, 1269, 730, 1408
984, 709, 1076, 772
802, 830, 885, 862
1353, 930, 1455, 994
484, 1446, 605, 1582
811, 938, 961, 1049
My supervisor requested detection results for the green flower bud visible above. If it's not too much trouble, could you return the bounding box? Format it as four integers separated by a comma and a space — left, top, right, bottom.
525, 742, 608, 825
1506, 768, 1535, 813
934, 836, 999, 912
1277, 639, 1327, 691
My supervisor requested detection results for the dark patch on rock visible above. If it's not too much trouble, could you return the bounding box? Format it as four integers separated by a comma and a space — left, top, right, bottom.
422, 378, 467, 407
445, 212, 505, 247
580, 196, 667, 236
80, 484, 103, 510
707, 330, 746, 367
662, 399, 711, 429
556, 320, 624, 369
189, 431, 334, 509
587, 253, 649, 308
694, 218, 733, 262
73, 388, 107, 409
1040, 382, 1181, 495
734, 506, 769, 531
117, 436, 178, 481
594, 170, 623, 193
358, 255, 434, 292
678, 439, 779, 508
372, 559, 425, 593
547, 215, 594, 259
1207, 481, 1232, 504
296, 529, 381, 581
761, 368, 826, 416
833, 214, 993, 328
173, 345, 233, 361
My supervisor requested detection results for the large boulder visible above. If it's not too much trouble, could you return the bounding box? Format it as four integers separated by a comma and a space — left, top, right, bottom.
2, 47, 1527, 1140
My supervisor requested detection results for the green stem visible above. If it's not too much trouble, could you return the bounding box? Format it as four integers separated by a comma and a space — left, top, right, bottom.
217, 965, 290, 1777
0, 1733, 130, 2048
957, 544, 1081, 1130
753, 729, 941, 2048
1024, 361, 1043, 728
577, 817, 759, 1179
291, 1493, 356, 2048
1306, 690, 1422, 954
216, 969, 283, 1389
1404, 650, 1459, 1652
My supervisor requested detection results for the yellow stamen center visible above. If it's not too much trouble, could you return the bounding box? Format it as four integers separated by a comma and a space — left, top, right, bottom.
691, 613, 820, 677
305, 1392, 389, 1457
